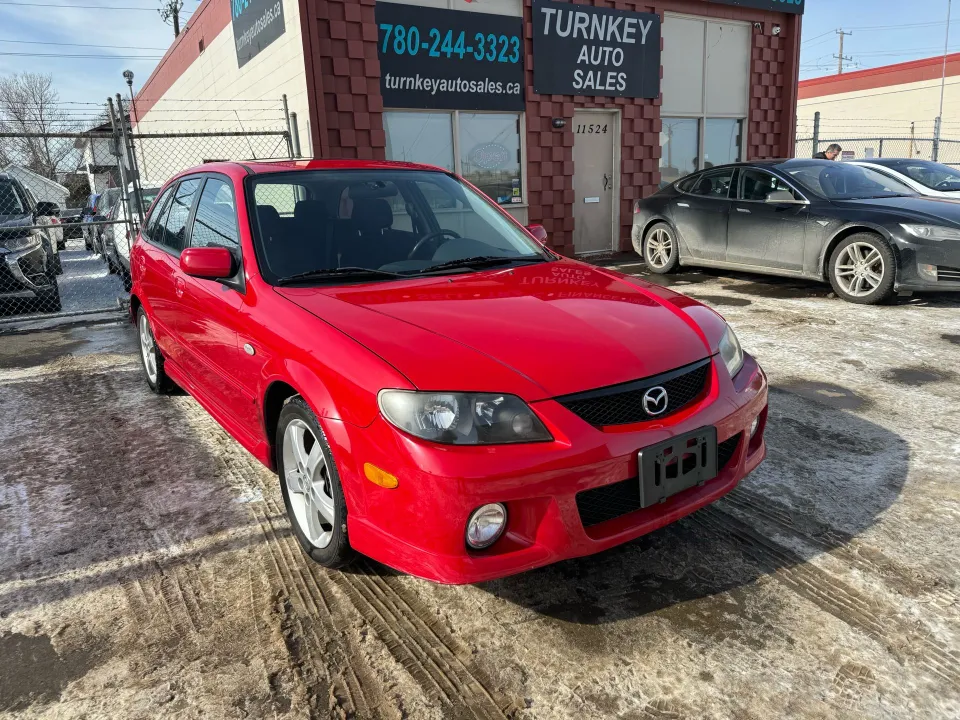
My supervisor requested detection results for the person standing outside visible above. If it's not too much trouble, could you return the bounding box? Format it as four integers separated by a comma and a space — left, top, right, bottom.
814, 144, 842, 160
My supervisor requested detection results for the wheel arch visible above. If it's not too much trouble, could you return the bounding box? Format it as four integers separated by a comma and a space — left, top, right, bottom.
128, 292, 142, 324
263, 379, 301, 471
819, 224, 899, 281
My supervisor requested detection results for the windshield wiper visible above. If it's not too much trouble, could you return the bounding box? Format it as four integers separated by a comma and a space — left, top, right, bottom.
276, 266, 405, 285
416, 255, 545, 275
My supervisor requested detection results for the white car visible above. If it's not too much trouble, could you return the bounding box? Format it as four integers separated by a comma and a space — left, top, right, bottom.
102, 184, 160, 290
851, 159, 960, 199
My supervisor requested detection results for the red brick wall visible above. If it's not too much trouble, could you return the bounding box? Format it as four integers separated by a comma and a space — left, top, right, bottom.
301, 0, 801, 255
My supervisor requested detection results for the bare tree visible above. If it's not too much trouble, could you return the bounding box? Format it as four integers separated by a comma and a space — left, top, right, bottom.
159, 0, 184, 37
0, 72, 79, 179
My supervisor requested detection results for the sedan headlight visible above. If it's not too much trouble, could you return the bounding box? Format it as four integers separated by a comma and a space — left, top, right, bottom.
719, 325, 744, 378
378, 390, 552, 445
0, 232, 41, 253
900, 224, 960, 241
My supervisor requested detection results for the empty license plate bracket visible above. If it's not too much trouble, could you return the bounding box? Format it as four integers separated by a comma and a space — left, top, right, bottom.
639, 427, 718, 508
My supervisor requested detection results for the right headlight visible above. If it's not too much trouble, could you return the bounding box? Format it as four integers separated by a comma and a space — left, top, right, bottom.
719, 325, 745, 378
378, 390, 552, 445
0, 232, 41, 253
900, 223, 960, 241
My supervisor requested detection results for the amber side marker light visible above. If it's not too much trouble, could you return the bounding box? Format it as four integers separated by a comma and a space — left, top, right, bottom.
364, 463, 399, 489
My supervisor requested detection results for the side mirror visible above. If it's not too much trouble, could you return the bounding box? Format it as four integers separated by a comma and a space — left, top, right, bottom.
526, 223, 548, 244
35, 201, 60, 217
180, 247, 236, 280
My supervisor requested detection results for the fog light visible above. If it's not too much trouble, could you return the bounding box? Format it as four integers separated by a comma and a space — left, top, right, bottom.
466, 503, 506, 550
749, 416, 760, 437
918, 263, 938, 282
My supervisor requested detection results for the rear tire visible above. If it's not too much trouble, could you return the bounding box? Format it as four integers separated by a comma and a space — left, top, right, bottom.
828, 233, 896, 305
277, 397, 353, 569
52, 253, 63, 276
642, 222, 680, 274
33, 280, 61, 313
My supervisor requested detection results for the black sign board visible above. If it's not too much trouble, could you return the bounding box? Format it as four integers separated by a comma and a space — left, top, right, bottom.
708, 0, 804, 14
375, 2, 524, 111
233, 0, 286, 68
532, 0, 661, 99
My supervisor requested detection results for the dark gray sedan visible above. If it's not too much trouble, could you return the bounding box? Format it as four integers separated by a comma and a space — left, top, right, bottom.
632, 159, 960, 304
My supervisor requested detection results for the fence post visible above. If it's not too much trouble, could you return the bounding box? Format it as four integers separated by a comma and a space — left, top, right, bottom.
812, 111, 821, 157
106, 97, 135, 262
934, 116, 942, 162
910, 122, 916, 157
290, 112, 302, 158
116, 94, 145, 225
282, 94, 295, 159
878, 137, 884, 158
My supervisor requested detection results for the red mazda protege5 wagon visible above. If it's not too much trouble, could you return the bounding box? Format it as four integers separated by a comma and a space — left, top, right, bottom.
131, 160, 768, 584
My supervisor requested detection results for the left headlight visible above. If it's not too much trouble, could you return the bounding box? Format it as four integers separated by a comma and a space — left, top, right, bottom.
0, 232, 41, 253
900, 223, 960, 241
719, 325, 744, 378
378, 390, 553, 445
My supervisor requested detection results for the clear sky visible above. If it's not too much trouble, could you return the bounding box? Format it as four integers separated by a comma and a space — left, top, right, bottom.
800, 0, 957, 79
0, 0, 958, 125
0, 0, 200, 127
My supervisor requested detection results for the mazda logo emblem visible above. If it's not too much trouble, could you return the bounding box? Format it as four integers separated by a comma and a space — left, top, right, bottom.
642, 386, 669, 416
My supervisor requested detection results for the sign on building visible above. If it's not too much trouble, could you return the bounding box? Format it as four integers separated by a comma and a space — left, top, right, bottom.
531, 0, 661, 99
233, 0, 286, 68
375, 2, 525, 112
708, 0, 805, 14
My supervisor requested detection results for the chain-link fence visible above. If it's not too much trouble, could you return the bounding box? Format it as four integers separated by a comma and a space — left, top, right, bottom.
796, 136, 959, 163
0, 98, 294, 326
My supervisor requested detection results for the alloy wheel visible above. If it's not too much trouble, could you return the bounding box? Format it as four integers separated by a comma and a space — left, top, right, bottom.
834, 242, 885, 297
139, 313, 158, 385
645, 228, 673, 269
282, 419, 336, 548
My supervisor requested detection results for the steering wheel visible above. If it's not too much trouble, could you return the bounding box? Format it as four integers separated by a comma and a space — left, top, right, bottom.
407, 229, 460, 260
934, 178, 958, 190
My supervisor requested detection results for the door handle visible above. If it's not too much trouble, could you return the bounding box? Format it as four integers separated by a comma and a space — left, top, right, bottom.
677, 202, 690, 208
175, 277, 185, 299
736, 207, 751, 214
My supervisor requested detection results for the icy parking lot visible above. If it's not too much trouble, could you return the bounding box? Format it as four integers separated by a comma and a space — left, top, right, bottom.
1, 262, 959, 719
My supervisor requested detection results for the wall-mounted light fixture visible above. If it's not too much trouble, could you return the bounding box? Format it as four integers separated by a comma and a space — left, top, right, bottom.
552, 118, 566, 130
772, 24, 781, 36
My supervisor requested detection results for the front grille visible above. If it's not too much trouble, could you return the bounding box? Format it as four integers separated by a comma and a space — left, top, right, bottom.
575, 433, 742, 528
557, 359, 710, 426
938, 265, 960, 281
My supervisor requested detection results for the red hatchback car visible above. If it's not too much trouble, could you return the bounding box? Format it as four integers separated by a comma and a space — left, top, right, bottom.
131, 160, 768, 584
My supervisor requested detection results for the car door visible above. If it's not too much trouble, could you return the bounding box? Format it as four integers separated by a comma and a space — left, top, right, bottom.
174, 175, 251, 427
669, 168, 735, 262
726, 168, 809, 272
140, 178, 202, 368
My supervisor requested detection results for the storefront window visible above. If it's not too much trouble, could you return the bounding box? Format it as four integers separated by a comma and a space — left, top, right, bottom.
704, 119, 743, 169
384, 110, 524, 206
458, 113, 522, 207
660, 118, 699, 188
383, 112, 454, 170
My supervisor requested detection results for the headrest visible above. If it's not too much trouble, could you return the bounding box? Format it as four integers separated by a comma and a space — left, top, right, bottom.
696, 177, 713, 194
353, 198, 393, 234
257, 204, 281, 226
294, 199, 328, 224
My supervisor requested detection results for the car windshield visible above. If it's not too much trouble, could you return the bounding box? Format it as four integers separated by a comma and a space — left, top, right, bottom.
885, 160, 960, 191
249, 169, 548, 284
781, 162, 915, 200
0, 181, 25, 216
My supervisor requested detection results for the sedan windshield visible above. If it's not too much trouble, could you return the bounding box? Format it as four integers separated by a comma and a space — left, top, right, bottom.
249, 170, 547, 284
781, 162, 915, 200
883, 160, 960, 191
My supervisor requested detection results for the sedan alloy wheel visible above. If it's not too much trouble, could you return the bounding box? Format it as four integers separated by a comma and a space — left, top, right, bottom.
282, 419, 336, 549
643, 223, 680, 274
835, 242, 885, 297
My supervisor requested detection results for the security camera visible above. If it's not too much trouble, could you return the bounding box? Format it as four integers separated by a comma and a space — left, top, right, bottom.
772, 24, 781, 36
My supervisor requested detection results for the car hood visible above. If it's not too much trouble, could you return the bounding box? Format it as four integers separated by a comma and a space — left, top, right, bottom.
275, 261, 713, 399
835, 196, 960, 226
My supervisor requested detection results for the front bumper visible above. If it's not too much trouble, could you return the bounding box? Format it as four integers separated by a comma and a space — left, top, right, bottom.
895, 239, 960, 291
329, 354, 768, 584
0, 244, 52, 297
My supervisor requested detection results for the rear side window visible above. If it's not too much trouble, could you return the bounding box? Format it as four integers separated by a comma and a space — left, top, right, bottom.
688, 169, 735, 198
157, 178, 201, 252
676, 174, 700, 193
143, 186, 174, 242
0, 181, 25, 215
739, 169, 800, 202
191, 178, 239, 250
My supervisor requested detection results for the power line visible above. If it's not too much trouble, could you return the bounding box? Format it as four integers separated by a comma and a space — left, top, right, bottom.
0, 37, 168, 50
0, 51, 162, 58
0, 1, 197, 10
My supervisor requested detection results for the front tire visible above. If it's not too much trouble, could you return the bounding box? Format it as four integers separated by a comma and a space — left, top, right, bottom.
33, 281, 61, 313
828, 233, 895, 305
642, 222, 680, 274
277, 397, 353, 568
137, 307, 174, 394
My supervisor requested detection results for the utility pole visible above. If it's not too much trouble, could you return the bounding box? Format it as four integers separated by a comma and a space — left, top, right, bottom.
835, 29, 853, 74
158, 0, 184, 38
936, 0, 953, 161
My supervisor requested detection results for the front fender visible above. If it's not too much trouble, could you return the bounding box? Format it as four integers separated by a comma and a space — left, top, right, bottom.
818, 221, 898, 279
